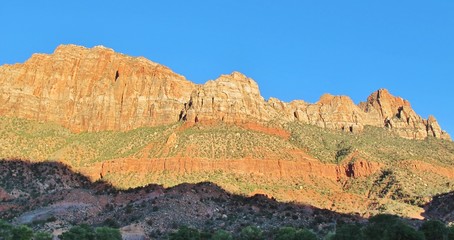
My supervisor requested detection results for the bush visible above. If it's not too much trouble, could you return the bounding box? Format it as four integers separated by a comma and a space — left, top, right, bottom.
363, 214, 399, 240
169, 226, 201, 240
11, 225, 33, 240
59, 224, 96, 240
333, 224, 363, 240
59, 224, 121, 240
0, 220, 14, 240
94, 227, 122, 240
239, 226, 263, 240
212, 229, 233, 240
0, 220, 52, 240
448, 225, 454, 240
33, 232, 53, 240
420, 220, 447, 240
385, 221, 424, 240
363, 214, 423, 240
274, 227, 318, 240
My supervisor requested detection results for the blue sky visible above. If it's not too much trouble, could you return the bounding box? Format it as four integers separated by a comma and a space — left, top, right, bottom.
1, 1, 453, 135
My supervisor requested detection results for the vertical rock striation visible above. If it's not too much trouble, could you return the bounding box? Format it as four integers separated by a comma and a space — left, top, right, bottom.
0, 44, 450, 140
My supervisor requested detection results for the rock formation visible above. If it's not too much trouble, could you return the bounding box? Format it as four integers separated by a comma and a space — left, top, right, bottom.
0, 44, 450, 140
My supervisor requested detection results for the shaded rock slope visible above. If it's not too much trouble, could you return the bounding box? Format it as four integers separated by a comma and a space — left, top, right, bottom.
0, 160, 364, 239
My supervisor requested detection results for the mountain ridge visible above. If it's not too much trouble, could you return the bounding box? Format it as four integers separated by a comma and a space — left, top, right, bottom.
0, 44, 450, 140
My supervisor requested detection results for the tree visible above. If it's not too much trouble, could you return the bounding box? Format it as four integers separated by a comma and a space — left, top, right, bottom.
59, 224, 96, 240
211, 229, 233, 240
33, 232, 53, 240
363, 214, 399, 240
169, 226, 201, 240
294, 229, 318, 240
448, 225, 454, 240
333, 224, 363, 240
0, 220, 14, 240
420, 220, 448, 240
94, 227, 121, 240
384, 221, 424, 240
11, 225, 33, 240
239, 226, 263, 240
363, 214, 423, 240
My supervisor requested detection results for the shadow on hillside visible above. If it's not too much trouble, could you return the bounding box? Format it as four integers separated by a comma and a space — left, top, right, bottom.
422, 190, 454, 222
1, 159, 431, 237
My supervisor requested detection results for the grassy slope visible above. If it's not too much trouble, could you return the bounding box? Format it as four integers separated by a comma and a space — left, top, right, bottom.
1, 117, 453, 217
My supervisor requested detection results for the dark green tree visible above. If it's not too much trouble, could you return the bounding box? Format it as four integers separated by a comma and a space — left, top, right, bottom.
363, 214, 400, 240
333, 224, 363, 240
33, 232, 53, 240
168, 226, 201, 240
11, 225, 33, 240
420, 220, 448, 240
94, 227, 121, 240
239, 226, 263, 240
0, 220, 14, 240
294, 229, 318, 240
384, 221, 424, 240
448, 225, 454, 240
59, 224, 96, 240
211, 229, 233, 240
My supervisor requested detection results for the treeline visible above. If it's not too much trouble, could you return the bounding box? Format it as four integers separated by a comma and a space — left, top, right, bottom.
2, 214, 454, 240
0, 221, 120, 240
169, 215, 454, 240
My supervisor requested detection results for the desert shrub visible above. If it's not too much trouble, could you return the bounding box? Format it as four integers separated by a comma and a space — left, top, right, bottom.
448, 225, 454, 240
274, 227, 318, 240
11, 225, 33, 240
362, 214, 399, 240
59, 224, 121, 240
420, 220, 447, 240
211, 229, 233, 240
332, 223, 363, 240
239, 226, 263, 240
33, 232, 53, 240
94, 227, 121, 240
363, 214, 423, 240
0, 220, 52, 240
0, 220, 14, 240
335, 141, 352, 163
102, 218, 120, 228
59, 224, 96, 240
168, 226, 201, 240
384, 221, 424, 240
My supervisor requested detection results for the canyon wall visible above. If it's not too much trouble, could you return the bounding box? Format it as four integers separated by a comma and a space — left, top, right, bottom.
0, 44, 450, 140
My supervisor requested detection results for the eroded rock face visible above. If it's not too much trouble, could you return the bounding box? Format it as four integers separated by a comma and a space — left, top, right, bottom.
0, 44, 450, 140
0, 45, 195, 132
359, 89, 451, 140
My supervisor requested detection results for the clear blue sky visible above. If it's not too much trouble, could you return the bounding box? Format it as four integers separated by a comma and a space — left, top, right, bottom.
1, 1, 453, 135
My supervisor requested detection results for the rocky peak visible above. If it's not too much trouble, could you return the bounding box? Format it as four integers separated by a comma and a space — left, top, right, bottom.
359, 89, 450, 140
0, 44, 450, 140
0, 44, 195, 132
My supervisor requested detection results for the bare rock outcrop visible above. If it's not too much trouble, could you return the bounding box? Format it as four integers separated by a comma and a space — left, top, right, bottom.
0, 44, 195, 132
0, 44, 449, 140
359, 89, 450, 140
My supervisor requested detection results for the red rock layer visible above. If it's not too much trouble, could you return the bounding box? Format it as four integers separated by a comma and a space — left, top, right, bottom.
0, 44, 450, 140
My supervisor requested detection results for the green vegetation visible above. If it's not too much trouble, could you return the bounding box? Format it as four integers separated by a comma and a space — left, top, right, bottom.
273, 227, 318, 240
1, 117, 454, 218
3, 216, 454, 240
420, 220, 448, 240
0, 220, 52, 240
286, 122, 454, 165
59, 224, 121, 240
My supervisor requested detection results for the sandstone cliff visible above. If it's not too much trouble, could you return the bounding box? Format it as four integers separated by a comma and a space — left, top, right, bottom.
0, 44, 450, 140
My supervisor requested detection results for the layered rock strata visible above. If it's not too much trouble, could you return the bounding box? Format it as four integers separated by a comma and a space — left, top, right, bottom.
0, 44, 449, 140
